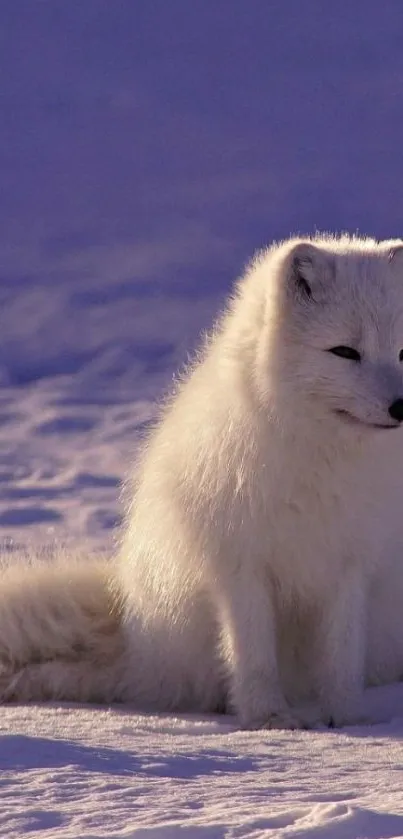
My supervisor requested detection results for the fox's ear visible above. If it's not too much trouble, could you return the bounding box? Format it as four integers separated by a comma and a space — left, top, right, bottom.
286, 241, 331, 302
388, 243, 403, 264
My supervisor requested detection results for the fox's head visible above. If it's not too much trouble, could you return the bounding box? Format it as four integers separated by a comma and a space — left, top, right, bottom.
253, 235, 403, 432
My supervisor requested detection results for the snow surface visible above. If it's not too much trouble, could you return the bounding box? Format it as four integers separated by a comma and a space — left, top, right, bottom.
3, 687, 403, 839
2, 1, 403, 836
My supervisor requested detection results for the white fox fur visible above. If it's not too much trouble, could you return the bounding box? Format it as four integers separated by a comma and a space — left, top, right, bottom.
3, 234, 403, 729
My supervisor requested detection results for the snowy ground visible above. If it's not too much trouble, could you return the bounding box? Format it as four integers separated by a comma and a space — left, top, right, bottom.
3, 2, 403, 836
3, 687, 403, 839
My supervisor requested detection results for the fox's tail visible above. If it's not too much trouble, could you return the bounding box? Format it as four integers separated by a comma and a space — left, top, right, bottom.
0, 553, 126, 703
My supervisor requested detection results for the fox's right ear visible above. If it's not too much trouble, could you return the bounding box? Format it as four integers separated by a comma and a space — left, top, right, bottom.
286, 241, 331, 303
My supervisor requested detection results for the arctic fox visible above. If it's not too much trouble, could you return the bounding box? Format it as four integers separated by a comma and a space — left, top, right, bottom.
3, 234, 403, 730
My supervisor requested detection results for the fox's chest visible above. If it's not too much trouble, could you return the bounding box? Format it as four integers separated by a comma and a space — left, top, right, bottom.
260, 461, 392, 587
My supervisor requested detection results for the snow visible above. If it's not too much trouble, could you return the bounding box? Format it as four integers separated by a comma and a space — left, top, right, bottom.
3, 688, 403, 838
2, 1, 403, 836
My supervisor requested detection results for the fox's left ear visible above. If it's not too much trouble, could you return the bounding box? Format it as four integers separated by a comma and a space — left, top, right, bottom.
286, 241, 332, 302
388, 243, 403, 264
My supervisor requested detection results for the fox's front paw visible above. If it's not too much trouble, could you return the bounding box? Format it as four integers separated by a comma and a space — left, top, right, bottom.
240, 707, 308, 731
326, 710, 370, 729
322, 696, 366, 729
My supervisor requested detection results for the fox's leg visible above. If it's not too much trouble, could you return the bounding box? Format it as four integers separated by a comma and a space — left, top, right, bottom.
218, 569, 306, 730
313, 567, 367, 727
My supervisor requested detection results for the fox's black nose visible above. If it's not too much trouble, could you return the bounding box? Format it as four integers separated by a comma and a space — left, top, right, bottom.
388, 399, 403, 422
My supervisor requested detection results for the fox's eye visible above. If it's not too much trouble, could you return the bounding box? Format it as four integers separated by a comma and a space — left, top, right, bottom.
328, 346, 361, 362
399, 349, 403, 362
